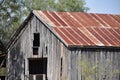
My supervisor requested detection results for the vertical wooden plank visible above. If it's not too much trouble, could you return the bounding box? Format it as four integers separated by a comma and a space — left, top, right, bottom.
62, 45, 68, 80
47, 31, 52, 80
70, 50, 78, 80
47, 29, 50, 80
33, 16, 37, 33
94, 50, 99, 80
108, 50, 112, 80
56, 39, 61, 80
51, 34, 55, 80
36, 16, 40, 32
118, 51, 120, 80
67, 49, 71, 80
77, 49, 82, 80
100, 50, 103, 80
114, 51, 118, 80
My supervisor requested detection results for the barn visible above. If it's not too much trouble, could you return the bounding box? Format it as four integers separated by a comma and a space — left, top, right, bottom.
7, 10, 120, 80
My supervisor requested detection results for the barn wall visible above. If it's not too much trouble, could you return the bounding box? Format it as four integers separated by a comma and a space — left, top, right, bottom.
7, 16, 32, 80
67, 48, 120, 80
7, 15, 66, 80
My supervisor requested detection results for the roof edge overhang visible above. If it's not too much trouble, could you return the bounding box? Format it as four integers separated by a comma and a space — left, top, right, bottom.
7, 11, 34, 49
68, 45, 120, 50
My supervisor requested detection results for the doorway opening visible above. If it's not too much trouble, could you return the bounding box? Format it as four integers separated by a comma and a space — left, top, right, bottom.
29, 58, 47, 80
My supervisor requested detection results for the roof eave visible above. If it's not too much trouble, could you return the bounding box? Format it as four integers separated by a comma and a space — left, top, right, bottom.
68, 45, 120, 50
7, 10, 34, 50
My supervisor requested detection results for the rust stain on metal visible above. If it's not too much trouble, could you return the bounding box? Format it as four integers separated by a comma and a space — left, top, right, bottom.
34, 10, 120, 47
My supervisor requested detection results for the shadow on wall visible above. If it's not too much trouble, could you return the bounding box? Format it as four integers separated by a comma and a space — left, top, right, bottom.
7, 41, 24, 80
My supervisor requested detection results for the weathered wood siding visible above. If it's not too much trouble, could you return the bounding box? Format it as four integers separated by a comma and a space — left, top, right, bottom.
66, 48, 120, 80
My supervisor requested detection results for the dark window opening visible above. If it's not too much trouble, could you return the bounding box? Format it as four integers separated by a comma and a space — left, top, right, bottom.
33, 47, 38, 55
29, 58, 47, 74
60, 58, 63, 77
0, 76, 5, 80
33, 33, 40, 46
46, 46, 47, 54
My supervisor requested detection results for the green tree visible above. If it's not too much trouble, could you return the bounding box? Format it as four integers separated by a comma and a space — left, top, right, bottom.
0, 0, 28, 46
24, 0, 89, 12
0, 0, 89, 46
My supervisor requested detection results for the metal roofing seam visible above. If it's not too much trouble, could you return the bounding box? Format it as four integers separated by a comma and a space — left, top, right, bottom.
65, 28, 83, 45
36, 11, 55, 27
67, 12, 84, 27
80, 13, 98, 26
61, 12, 78, 28
45, 11, 62, 26
75, 28, 95, 45
51, 12, 67, 26
100, 28, 119, 46
105, 28, 120, 44
80, 27, 104, 46
108, 15, 120, 26
99, 14, 120, 28
116, 15, 120, 23
70, 28, 88, 45
112, 29, 120, 40
54, 12, 69, 27
89, 27, 111, 46
98, 28, 117, 46
104, 15, 120, 27
65, 13, 85, 28
98, 14, 113, 27
115, 28, 120, 35
76, 12, 92, 27
91, 14, 110, 27
89, 13, 104, 27
78, 28, 96, 45
84, 13, 101, 27
60, 28, 79, 44
54, 27, 75, 45
69, 12, 88, 27
110, 28, 120, 39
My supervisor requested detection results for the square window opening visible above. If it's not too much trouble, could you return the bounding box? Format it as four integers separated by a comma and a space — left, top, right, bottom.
29, 58, 47, 74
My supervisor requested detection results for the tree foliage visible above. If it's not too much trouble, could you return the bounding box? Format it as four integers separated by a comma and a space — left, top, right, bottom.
24, 0, 89, 12
0, 0, 89, 46
0, 0, 27, 46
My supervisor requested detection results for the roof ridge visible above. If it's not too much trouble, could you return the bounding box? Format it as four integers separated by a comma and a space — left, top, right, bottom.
33, 10, 120, 15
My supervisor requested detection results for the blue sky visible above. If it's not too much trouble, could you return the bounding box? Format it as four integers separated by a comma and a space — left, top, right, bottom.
85, 0, 120, 14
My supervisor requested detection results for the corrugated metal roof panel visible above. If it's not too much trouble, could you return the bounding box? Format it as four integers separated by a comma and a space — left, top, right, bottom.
53, 27, 120, 47
34, 10, 120, 47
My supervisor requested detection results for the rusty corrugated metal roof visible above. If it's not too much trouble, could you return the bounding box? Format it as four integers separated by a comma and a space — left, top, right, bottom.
33, 10, 120, 47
